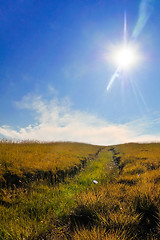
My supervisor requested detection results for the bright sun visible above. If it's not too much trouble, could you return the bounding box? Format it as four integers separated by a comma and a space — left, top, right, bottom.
112, 45, 138, 69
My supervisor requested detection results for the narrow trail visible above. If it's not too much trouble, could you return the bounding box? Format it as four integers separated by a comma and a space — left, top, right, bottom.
31, 147, 113, 240
108, 146, 125, 174
48, 147, 111, 216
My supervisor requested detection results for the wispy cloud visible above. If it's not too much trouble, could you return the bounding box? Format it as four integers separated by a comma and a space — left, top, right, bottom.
0, 93, 160, 145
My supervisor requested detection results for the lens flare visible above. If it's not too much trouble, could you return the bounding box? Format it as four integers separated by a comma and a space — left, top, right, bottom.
106, 10, 142, 92
106, 67, 121, 91
132, 0, 155, 40
106, 0, 155, 92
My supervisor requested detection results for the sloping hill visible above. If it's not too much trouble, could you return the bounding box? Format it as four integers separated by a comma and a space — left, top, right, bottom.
0, 141, 101, 188
0, 141, 160, 240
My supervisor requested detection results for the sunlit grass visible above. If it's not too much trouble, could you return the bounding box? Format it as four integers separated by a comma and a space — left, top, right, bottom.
0, 140, 100, 174
0, 141, 160, 239
0, 143, 112, 239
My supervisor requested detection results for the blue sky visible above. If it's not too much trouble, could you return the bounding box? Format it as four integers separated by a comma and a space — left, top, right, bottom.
0, 0, 160, 145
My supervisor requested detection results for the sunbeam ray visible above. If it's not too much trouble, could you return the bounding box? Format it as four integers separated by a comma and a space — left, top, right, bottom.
124, 11, 127, 45
107, 13, 128, 91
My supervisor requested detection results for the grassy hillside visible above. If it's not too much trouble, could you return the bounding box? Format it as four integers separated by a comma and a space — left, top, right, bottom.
0, 141, 160, 239
0, 141, 101, 187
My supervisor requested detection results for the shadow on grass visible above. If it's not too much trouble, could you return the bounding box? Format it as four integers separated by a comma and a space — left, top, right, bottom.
69, 204, 98, 231
134, 195, 159, 239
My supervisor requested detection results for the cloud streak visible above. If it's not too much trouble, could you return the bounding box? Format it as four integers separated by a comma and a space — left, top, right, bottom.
0, 94, 160, 145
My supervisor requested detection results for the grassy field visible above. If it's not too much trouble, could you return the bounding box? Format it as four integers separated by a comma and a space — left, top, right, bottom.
0, 141, 160, 239
0, 141, 101, 187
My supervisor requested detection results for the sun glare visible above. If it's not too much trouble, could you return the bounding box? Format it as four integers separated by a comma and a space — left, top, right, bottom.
113, 45, 138, 69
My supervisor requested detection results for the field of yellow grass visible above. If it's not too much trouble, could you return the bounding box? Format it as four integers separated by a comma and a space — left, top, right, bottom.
0, 141, 160, 240
0, 141, 101, 187
72, 143, 160, 240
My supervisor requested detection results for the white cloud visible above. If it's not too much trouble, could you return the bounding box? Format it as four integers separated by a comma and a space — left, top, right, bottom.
1, 94, 160, 145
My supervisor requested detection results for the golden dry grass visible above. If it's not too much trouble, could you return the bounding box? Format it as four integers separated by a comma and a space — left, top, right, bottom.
0, 140, 100, 179
0, 141, 160, 239
71, 143, 160, 240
